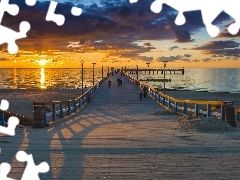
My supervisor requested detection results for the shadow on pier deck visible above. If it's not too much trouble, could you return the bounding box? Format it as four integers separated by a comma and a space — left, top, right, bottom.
2, 73, 240, 179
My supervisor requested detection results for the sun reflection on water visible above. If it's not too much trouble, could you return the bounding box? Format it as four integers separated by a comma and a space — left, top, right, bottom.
40, 68, 46, 89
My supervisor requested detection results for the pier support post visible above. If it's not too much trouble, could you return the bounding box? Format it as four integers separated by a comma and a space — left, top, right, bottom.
43, 105, 47, 127
74, 101, 77, 113
60, 104, 63, 118
168, 99, 171, 108
195, 104, 199, 118
78, 99, 81, 109
52, 104, 56, 121
207, 104, 211, 117
221, 104, 225, 121
175, 102, 178, 112
68, 103, 71, 115
183, 102, 187, 114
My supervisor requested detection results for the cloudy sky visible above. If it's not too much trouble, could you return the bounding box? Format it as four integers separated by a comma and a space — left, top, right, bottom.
0, 0, 240, 68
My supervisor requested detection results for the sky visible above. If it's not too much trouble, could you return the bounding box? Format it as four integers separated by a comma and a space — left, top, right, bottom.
0, 0, 240, 68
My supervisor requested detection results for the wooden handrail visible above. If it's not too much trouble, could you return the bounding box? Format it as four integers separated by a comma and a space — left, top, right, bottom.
124, 72, 232, 121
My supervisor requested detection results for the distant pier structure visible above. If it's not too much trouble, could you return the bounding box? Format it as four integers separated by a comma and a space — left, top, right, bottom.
124, 67, 184, 75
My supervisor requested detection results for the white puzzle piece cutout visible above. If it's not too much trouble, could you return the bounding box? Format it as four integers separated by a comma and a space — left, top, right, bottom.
0, 0, 33, 54
16, 151, 50, 180
0, 163, 16, 180
71, 6, 82, 16
46, 1, 65, 26
0, 116, 19, 136
0, 99, 9, 111
130, 0, 240, 37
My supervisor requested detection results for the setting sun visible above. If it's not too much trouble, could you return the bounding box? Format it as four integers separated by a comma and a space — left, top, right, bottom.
39, 59, 47, 66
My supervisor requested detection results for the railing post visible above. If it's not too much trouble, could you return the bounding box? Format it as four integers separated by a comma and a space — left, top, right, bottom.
43, 105, 47, 127
68, 103, 71, 115
60, 104, 63, 118
195, 104, 199, 118
168, 99, 171, 108
83, 96, 86, 104
0, 113, 4, 126
78, 99, 81, 109
221, 104, 225, 121
163, 97, 165, 105
237, 112, 239, 121
207, 104, 211, 117
74, 101, 77, 113
175, 102, 178, 112
183, 102, 187, 114
52, 104, 56, 121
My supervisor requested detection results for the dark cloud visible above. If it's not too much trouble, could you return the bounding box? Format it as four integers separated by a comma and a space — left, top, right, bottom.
169, 46, 178, 51
202, 58, 212, 62
0, 57, 10, 61
173, 29, 194, 42
157, 54, 192, 62
193, 40, 240, 57
0, 0, 232, 59
193, 40, 240, 50
143, 42, 152, 46
184, 54, 191, 58
157, 55, 182, 62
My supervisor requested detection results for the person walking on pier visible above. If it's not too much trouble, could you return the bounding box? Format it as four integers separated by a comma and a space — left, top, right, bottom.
117, 78, 120, 87
119, 78, 122, 87
139, 91, 143, 100
108, 79, 111, 88
143, 86, 148, 98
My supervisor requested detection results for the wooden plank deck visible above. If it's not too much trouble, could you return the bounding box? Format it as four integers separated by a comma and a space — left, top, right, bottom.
1, 73, 240, 179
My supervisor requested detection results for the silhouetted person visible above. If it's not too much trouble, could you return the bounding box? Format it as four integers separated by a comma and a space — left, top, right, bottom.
117, 78, 120, 87
108, 79, 111, 88
143, 86, 148, 98
119, 78, 122, 86
139, 92, 143, 100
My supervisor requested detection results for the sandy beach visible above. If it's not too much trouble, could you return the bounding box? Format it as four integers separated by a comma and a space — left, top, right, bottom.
165, 91, 240, 109
0, 89, 240, 119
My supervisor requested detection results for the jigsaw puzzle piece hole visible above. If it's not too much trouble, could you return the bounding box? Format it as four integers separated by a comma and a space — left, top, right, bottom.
7, 4, 19, 16
150, 0, 164, 13
0, 99, 9, 111
228, 22, 240, 35
129, 0, 138, 3
175, 12, 186, 25
71, 7, 82, 16
25, 0, 36, 6
19, 21, 31, 33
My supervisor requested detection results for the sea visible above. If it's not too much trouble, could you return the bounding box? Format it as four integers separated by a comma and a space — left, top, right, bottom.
0, 68, 240, 93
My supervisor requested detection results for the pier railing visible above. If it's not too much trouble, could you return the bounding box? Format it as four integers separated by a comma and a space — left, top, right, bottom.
124, 73, 240, 121
32, 78, 106, 127
0, 78, 106, 127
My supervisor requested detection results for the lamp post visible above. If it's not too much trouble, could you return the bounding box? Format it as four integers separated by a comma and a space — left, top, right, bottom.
106, 66, 109, 77
146, 62, 150, 67
102, 65, 103, 79
92, 62, 96, 87
162, 61, 168, 94
136, 65, 138, 80
81, 62, 84, 95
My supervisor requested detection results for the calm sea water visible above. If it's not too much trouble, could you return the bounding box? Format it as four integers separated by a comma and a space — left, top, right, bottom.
0, 68, 240, 92
0, 68, 106, 89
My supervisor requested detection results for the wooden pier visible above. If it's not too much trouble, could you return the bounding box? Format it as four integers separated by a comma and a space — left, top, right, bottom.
2, 71, 240, 180
125, 68, 184, 75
